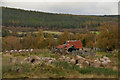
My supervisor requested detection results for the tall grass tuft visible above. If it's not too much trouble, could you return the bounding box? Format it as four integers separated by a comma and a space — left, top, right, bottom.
53, 61, 118, 76
75, 67, 118, 76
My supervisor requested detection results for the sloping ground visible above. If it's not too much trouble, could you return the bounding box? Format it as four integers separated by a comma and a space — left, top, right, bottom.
2, 7, 118, 29
2, 49, 118, 78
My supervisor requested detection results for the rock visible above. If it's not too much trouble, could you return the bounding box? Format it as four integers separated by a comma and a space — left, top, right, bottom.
59, 56, 66, 61
85, 58, 92, 62
21, 58, 29, 64
93, 60, 101, 68
51, 58, 56, 62
30, 55, 40, 60
101, 61, 108, 67
76, 63, 80, 66
48, 60, 53, 64
89, 61, 94, 67
70, 58, 76, 65
79, 64, 83, 68
99, 58, 105, 62
76, 63, 83, 68
42, 57, 46, 61
74, 55, 83, 60
5, 50, 9, 53
61, 56, 65, 59
82, 61, 90, 67
45, 58, 49, 62
30, 49, 33, 52
106, 59, 111, 63
103, 56, 109, 60
22, 56, 42, 64
58, 58, 63, 61
35, 56, 41, 60
78, 59, 84, 64
24, 57, 30, 61
65, 57, 70, 62
30, 58, 35, 63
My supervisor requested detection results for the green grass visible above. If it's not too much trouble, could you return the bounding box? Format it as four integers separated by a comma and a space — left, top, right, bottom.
17, 30, 63, 35
43, 31, 63, 35
77, 67, 118, 76
53, 61, 118, 76
90, 31, 100, 35
2, 61, 66, 78
96, 51, 117, 58
17, 30, 74, 36
2, 50, 118, 78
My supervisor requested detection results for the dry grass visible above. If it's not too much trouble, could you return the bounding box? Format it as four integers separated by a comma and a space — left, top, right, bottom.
2, 50, 118, 78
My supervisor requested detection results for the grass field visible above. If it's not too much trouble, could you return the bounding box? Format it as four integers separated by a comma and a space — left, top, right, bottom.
17, 31, 63, 35
2, 49, 118, 78
17, 30, 73, 36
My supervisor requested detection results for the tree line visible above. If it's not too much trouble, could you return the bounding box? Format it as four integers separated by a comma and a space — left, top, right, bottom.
2, 7, 118, 30
2, 22, 118, 51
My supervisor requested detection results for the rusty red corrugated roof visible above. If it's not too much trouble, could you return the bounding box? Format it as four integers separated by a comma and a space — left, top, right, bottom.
57, 44, 73, 49
66, 40, 83, 49
64, 44, 73, 49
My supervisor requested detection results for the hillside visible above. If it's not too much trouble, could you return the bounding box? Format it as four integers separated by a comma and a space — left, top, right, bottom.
2, 7, 118, 29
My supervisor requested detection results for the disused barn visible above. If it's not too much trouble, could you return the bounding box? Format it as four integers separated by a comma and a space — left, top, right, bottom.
57, 40, 83, 52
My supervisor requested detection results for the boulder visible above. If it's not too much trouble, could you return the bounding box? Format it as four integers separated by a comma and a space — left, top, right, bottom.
30, 55, 41, 60
76, 63, 83, 68
103, 56, 109, 60
74, 55, 83, 60
48, 60, 53, 64
61, 56, 65, 59
106, 59, 111, 63
78, 59, 84, 64
93, 60, 101, 68
70, 58, 76, 65
79, 64, 83, 68
89, 61, 94, 67
82, 61, 90, 67
58, 58, 64, 61
101, 61, 108, 67
65, 57, 71, 62
99, 58, 105, 62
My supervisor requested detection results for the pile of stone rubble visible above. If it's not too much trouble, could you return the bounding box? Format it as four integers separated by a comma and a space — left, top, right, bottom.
21, 55, 111, 68
21, 55, 56, 65
58, 55, 111, 68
